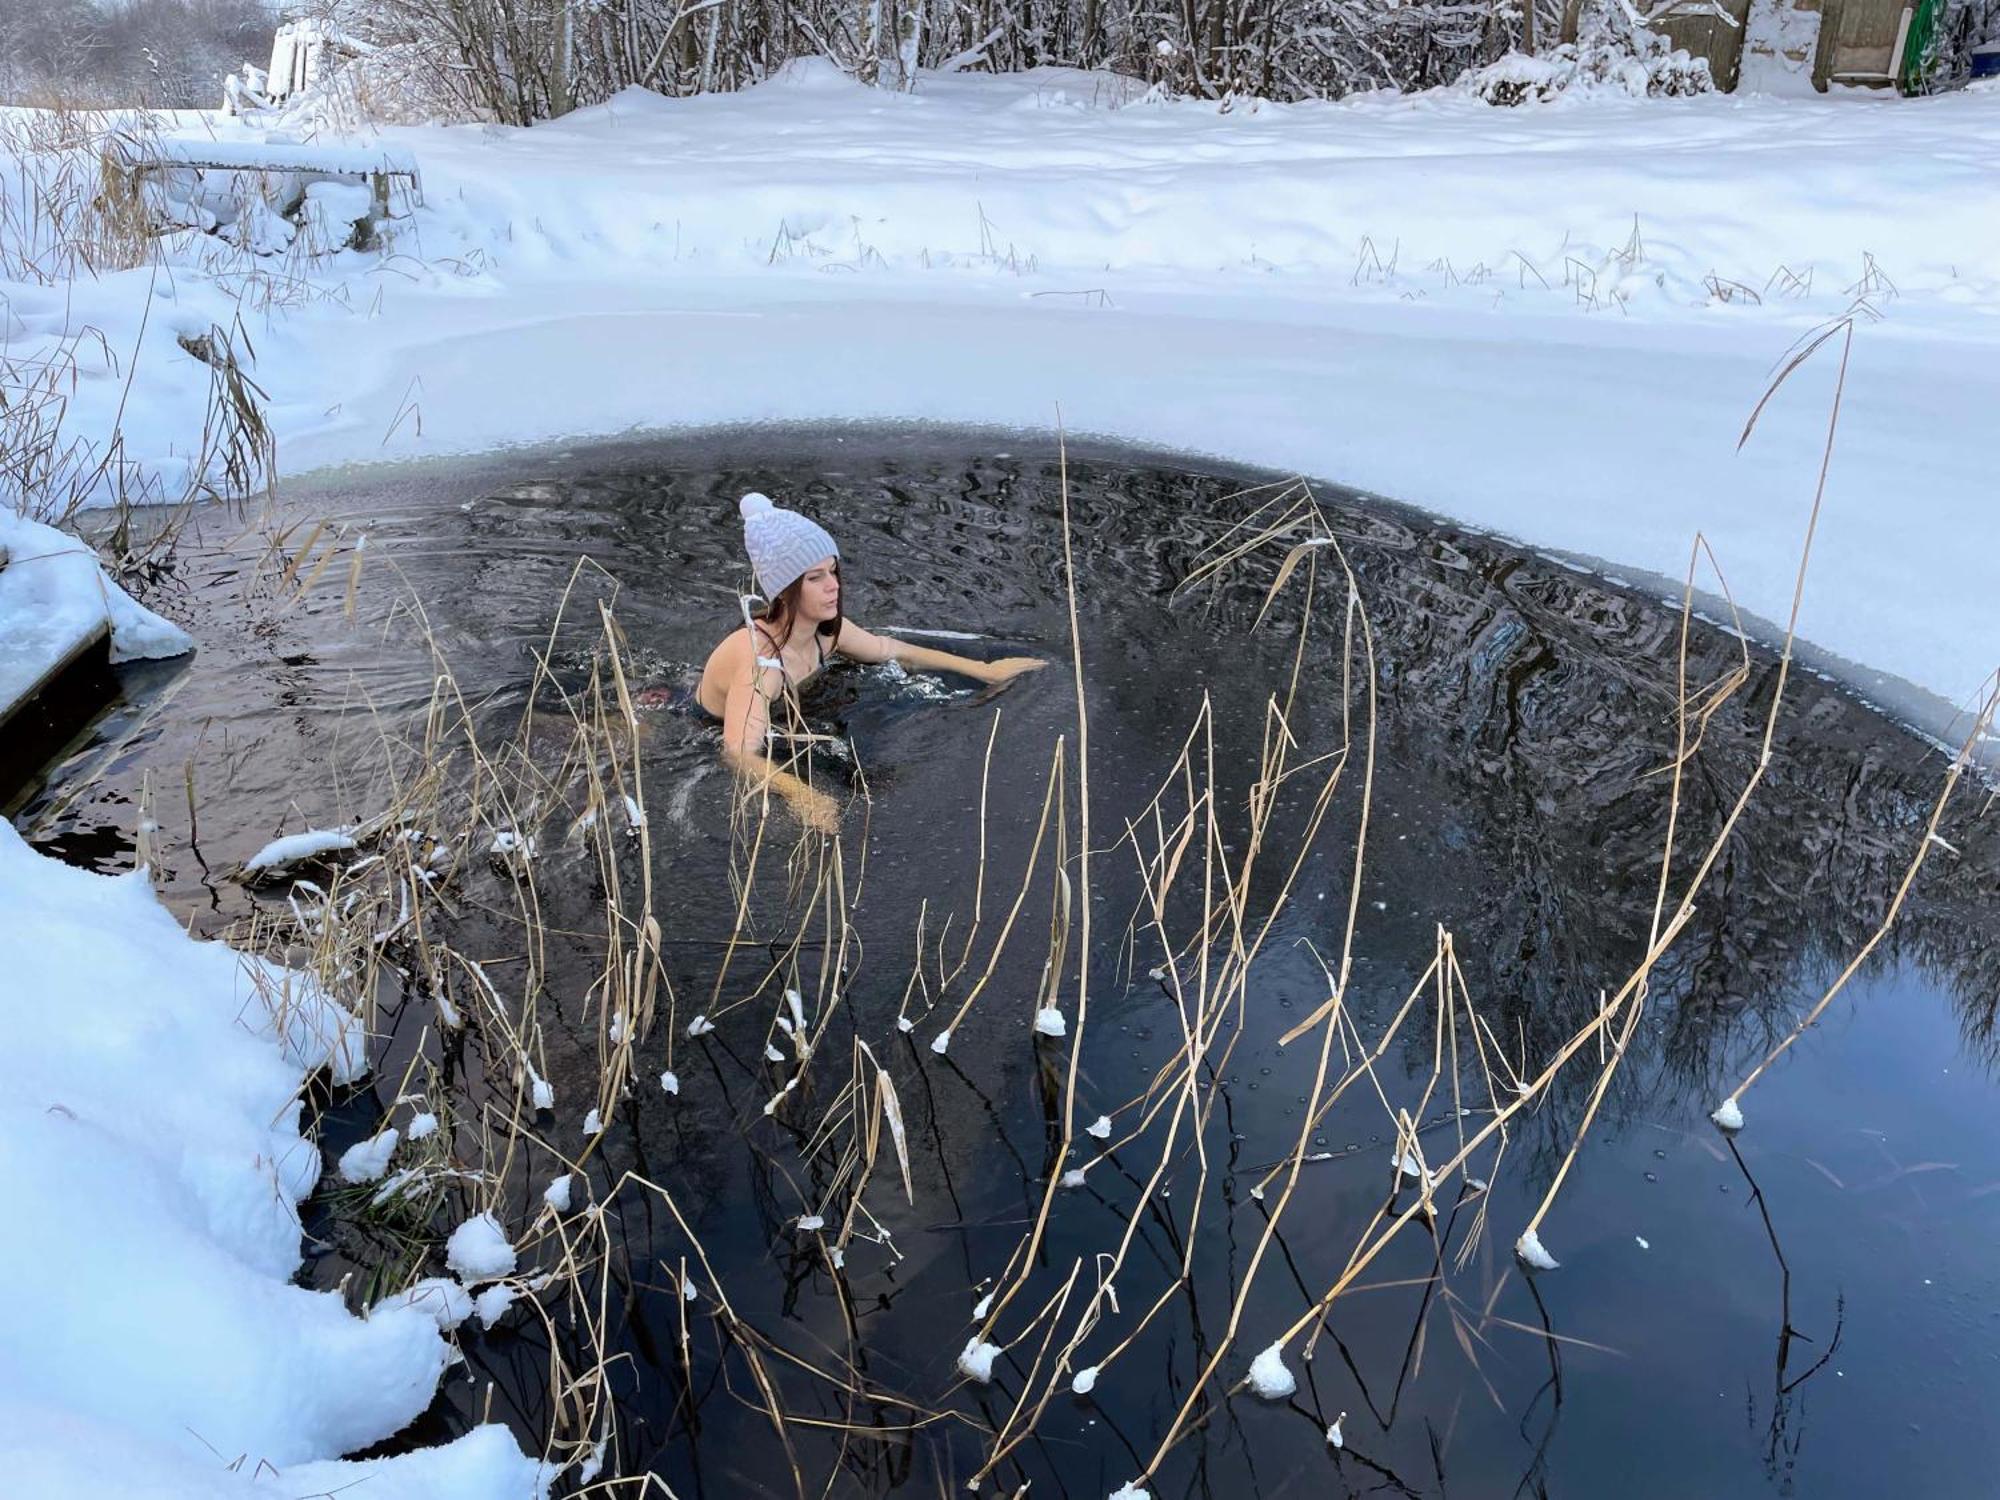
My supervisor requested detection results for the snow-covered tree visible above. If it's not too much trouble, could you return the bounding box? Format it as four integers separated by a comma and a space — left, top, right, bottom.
252, 0, 1664, 123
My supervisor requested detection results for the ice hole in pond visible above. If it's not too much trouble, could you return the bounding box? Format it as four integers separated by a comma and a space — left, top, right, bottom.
23, 432, 2000, 1498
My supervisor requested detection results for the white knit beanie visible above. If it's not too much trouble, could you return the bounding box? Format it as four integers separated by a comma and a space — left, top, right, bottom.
739, 492, 839, 599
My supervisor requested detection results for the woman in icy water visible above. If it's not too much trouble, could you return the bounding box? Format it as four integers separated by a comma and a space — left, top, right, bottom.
680, 492, 1044, 832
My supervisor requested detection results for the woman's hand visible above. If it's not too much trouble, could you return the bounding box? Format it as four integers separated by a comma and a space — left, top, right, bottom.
980, 657, 1048, 685
794, 784, 842, 835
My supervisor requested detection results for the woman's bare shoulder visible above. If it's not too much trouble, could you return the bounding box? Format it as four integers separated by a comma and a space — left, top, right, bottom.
705, 623, 770, 671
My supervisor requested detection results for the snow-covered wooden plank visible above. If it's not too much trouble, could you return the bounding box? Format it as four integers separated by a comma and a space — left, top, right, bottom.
110, 139, 423, 220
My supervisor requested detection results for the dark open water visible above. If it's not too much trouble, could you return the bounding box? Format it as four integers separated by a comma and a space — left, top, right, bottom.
19, 430, 2000, 1499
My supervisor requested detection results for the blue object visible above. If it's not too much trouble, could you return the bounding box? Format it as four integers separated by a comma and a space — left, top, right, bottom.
1972, 43, 2000, 79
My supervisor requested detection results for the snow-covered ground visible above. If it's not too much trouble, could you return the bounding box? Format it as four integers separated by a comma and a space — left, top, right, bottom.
9, 63, 1997, 726
0, 821, 548, 1497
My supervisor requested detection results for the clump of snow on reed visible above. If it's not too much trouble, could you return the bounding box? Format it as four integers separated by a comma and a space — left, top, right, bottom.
473, 1284, 519, 1328
242, 828, 358, 875
446, 1212, 517, 1281
337, 1127, 400, 1183
0, 822, 545, 1496
389, 1277, 473, 1331
1712, 1096, 1745, 1131
957, 1338, 1002, 1382
1247, 1340, 1297, 1399
1515, 1228, 1560, 1271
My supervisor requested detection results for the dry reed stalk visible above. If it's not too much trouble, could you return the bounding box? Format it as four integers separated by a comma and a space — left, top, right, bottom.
1718, 680, 1998, 1121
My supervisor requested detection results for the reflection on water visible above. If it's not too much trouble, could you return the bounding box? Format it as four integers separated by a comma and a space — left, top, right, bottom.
21, 431, 2000, 1498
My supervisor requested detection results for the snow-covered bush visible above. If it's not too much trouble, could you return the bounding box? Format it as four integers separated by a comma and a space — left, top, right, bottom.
1465, 2, 1713, 104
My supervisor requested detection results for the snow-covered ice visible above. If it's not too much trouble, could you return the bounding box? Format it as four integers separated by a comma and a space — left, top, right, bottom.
0, 511, 193, 724
0, 822, 542, 1496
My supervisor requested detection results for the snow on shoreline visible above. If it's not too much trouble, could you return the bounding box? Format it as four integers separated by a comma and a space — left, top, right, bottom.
0, 510, 193, 718
8, 63, 1999, 710
0, 820, 546, 1498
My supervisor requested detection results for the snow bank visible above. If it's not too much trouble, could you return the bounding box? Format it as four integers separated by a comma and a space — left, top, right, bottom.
0, 1408, 541, 1500
0, 510, 192, 718
0, 821, 545, 1496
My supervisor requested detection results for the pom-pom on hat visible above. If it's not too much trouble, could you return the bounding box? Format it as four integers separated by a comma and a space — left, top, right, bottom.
739, 492, 839, 599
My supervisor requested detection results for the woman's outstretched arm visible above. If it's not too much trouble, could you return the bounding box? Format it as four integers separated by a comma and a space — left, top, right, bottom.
834, 622, 1045, 685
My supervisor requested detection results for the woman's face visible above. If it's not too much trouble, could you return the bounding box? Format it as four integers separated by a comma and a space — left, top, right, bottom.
796, 558, 840, 624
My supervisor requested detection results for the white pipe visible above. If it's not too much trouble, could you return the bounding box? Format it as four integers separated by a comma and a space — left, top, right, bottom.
1889, 4, 1915, 79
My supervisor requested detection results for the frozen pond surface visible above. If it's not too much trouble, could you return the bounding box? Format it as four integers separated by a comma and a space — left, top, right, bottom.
23, 429, 2000, 1498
